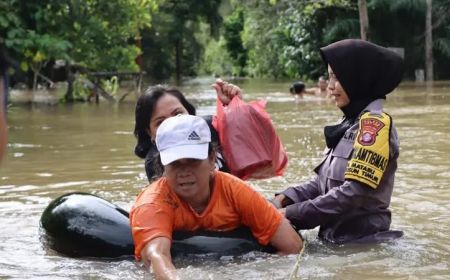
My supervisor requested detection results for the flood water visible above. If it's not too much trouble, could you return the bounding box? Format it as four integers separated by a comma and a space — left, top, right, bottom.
1, 78, 450, 279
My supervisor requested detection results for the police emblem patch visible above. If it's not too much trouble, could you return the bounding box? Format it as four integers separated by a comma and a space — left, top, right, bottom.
358, 118, 385, 146
345, 112, 391, 189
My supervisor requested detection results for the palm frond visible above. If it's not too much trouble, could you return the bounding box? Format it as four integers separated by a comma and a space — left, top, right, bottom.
434, 37, 450, 58
390, 0, 426, 13
368, 0, 392, 10
323, 18, 359, 44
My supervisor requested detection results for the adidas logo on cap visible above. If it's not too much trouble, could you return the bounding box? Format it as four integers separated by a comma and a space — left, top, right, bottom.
155, 115, 212, 165
188, 131, 201, 141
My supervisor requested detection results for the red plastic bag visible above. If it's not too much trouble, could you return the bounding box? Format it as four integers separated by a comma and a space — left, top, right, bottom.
212, 96, 288, 180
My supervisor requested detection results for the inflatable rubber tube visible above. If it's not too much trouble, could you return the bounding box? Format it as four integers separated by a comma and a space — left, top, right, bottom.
40, 192, 271, 258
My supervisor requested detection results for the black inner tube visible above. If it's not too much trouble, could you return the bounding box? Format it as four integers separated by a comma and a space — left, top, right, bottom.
40, 192, 271, 258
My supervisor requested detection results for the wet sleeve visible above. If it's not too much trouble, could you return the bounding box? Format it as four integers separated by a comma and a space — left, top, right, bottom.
285, 180, 368, 229
144, 157, 155, 182
280, 176, 322, 204
144, 147, 164, 182
202, 115, 219, 144
130, 203, 174, 260
202, 115, 230, 173
233, 182, 283, 245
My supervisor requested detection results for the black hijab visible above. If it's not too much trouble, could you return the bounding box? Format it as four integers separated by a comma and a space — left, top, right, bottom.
319, 39, 404, 148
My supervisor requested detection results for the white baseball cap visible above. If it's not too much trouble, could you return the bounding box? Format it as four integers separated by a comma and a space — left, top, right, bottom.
156, 114, 211, 165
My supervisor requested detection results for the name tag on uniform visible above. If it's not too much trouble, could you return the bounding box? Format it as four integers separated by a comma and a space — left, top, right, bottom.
345, 112, 391, 189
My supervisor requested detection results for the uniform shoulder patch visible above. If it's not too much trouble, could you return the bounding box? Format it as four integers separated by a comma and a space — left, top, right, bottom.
358, 116, 385, 146
344, 112, 391, 189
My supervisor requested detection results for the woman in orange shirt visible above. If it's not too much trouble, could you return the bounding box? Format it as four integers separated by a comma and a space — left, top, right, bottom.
130, 114, 302, 280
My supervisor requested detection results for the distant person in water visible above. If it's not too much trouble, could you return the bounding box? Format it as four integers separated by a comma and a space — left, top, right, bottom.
305, 76, 329, 98
290, 77, 330, 100
130, 114, 302, 280
289, 81, 306, 100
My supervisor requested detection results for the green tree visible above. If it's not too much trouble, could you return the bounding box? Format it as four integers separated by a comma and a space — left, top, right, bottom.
140, 0, 222, 83
0, 0, 72, 89
277, 1, 356, 79
220, 0, 450, 80
369, 0, 450, 79
223, 7, 247, 76
221, 0, 353, 79
239, 0, 289, 78
0, 0, 158, 95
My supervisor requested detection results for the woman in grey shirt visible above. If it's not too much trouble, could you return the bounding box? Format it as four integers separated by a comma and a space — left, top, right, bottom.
273, 39, 404, 244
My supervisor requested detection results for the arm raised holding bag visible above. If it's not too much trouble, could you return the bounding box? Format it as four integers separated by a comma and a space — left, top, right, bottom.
134, 79, 287, 183
211, 78, 243, 106
211, 79, 288, 180
134, 84, 234, 182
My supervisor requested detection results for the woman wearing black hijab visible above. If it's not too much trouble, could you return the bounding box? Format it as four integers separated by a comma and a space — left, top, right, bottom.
273, 39, 404, 244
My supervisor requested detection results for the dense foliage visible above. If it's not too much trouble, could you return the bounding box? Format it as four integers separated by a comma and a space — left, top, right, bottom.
214, 0, 450, 80
0, 0, 157, 73
140, 0, 222, 83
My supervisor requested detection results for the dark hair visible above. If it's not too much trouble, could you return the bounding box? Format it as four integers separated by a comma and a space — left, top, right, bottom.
134, 85, 196, 159
289, 81, 305, 94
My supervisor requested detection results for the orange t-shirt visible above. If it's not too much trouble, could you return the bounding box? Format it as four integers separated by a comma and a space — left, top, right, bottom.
130, 171, 282, 260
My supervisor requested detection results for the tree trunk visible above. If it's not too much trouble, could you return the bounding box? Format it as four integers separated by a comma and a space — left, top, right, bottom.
425, 0, 434, 81
32, 69, 38, 92
135, 36, 144, 71
65, 65, 74, 103
175, 40, 182, 85
358, 0, 369, 41
0, 75, 7, 161
31, 62, 42, 92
